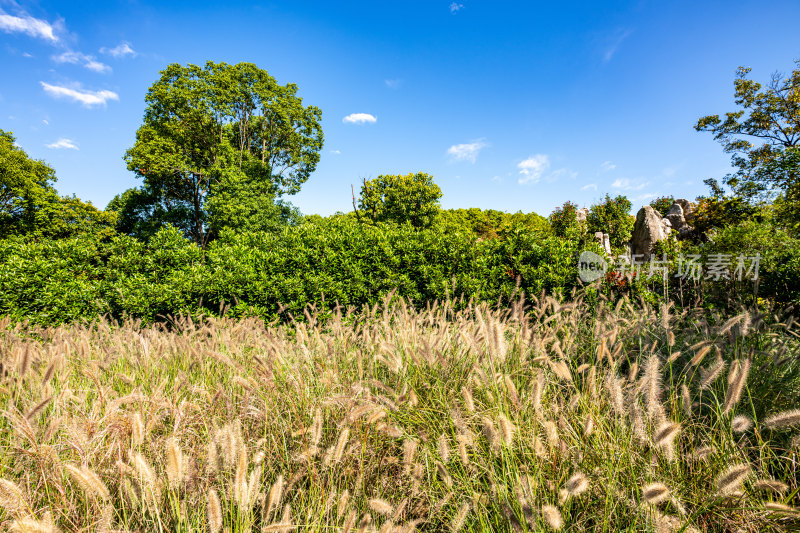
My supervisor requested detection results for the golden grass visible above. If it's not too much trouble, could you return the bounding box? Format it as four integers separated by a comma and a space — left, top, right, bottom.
0, 293, 798, 531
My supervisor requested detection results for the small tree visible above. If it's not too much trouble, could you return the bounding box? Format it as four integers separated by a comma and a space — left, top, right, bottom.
357, 172, 442, 229
548, 201, 580, 238
649, 196, 675, 217
587, 194, 633, 249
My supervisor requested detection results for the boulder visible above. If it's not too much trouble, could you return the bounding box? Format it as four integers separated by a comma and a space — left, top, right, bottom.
666, 201, 695, 239
666, 203, 685, 230
630, 205, 668, 260
594, 231, 611, 254
673, 199, 695, 224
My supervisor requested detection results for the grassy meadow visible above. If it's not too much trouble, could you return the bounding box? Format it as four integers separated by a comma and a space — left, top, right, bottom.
1, 293, 799, 532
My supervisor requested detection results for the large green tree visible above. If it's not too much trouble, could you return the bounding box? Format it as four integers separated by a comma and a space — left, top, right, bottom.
1, 130, 114, 239
695, 62, 800, 206
123, 61, 323, 246
356, 172, 442, 229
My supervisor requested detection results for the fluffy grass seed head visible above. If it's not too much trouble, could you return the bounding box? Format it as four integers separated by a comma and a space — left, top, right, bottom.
207, 489, 222, 533
731, 415, 753, 433
763, 408, 800, 430
541, 504, 563, 531
715, 463, 751, 495
565, 472, 589, 497
642, 483, 670, 504
368, 498, 394, 516
451, 502, 470, 532
0, 478, 28, 516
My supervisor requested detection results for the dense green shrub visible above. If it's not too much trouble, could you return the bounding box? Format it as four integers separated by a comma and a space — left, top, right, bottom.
0, 218, 582, 325
436, 208, 550, 240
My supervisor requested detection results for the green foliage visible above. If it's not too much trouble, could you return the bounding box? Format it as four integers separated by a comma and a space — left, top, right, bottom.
693, 178, 759, 234
698, 219, 800, 304
436, 208, 550, 240
357, 172, 442, 229
548, 200, 582, 239
0, 129, 57, 237
123, 61, 323, 245
695, 62, 800, 205
1, 130, 116, 239
0, 217, 581, 325
648, 195, 675, 217
586, 194, 633, 249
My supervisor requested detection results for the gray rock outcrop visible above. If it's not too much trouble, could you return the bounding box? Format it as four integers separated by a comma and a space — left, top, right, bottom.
631, 205, 668, 260
666, 199, 696, 239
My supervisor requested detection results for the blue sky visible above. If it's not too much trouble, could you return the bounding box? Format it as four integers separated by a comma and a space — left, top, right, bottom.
1, 0, 799, 217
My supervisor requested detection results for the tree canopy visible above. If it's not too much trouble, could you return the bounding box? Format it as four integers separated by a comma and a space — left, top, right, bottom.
356, 172, 442, 229
1, 130, 114, 239
122, 61, 323, 245
695, 62, 800, 204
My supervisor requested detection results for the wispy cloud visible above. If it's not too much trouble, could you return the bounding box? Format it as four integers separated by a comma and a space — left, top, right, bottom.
0, 10, 59, 42
447, 140, 487, 163
634, 192, 659, 202
600, 160, 616, 172
330, 149, 341, 154
603, 29, 632, 63
582, 183, 598, 191
450, 3, 464, 13
384, 79, 402, 89
547, 168, 578, 182
100, 42, 136, 58
45, 138, 78, 150
517, 154, 550, 184
342, 113, 377, 124
52, 51, 111, 73
611, 178, 647, 191
40, 82, 119, 107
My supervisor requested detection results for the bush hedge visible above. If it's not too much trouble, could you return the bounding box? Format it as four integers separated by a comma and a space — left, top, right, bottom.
0, 217, 585, 325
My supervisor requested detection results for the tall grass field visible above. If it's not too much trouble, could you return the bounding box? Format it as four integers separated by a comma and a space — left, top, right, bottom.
0, 293, 799, 532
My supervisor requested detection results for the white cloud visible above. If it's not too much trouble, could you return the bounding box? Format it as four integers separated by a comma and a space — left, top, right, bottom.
330, 149, 341, 154
611, 178, 647, 191
45, 138, 78, 150
600, 161, 616, 172
517, 154, 550, 184
581, 183, 598, 191
100, 42, 136, 58
447, 140, 487, 163
0, 11, 59, 42
384, 79, 402, 89
342, 113, 377, 124
52, 51, 111, 73
40, 82, 119, 107
635, 193, 659, 202
547, 168, 578, 182
603, 29, 632, 63
450, 2, 464, 13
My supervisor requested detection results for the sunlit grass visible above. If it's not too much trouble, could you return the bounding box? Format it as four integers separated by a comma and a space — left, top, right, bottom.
0, 293, 798, 531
